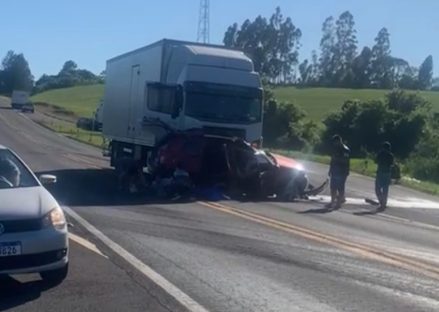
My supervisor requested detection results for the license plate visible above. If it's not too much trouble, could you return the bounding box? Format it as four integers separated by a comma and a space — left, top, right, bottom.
0, 242, 22, 257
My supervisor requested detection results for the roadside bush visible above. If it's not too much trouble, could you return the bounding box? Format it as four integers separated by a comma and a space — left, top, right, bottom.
33, 61, 103, 94
405, 120, 439, 182
263, 86, 320, 149
319, 90, 429, 159
406, 157, 439, 183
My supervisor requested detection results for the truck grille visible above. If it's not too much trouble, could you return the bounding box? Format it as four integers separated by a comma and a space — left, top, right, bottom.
0, 219, 42, 234
203, 126, 246, 139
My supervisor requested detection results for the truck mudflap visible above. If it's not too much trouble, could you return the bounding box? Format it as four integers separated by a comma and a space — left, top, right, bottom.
148, 129, 327, 201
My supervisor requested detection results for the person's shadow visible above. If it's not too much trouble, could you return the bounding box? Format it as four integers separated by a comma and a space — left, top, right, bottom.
0, 275, 56, 311
298, 206, 335, 214
354, 209, 380, 216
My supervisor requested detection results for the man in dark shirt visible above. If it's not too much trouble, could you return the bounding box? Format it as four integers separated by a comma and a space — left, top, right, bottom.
375, 141, 394, 211
328, 135, 350, 209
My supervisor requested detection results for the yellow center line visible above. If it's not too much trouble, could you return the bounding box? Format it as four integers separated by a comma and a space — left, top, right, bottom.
198, 201, 439, 281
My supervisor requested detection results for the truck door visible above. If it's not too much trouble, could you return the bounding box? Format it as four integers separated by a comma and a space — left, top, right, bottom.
128, 65, 141, 138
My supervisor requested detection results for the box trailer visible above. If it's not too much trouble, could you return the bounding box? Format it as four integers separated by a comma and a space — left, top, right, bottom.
11, 90, 33, 111
102, 39, 263, 168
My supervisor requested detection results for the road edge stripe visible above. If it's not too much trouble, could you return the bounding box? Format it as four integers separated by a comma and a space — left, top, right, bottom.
63, 206, 209, 312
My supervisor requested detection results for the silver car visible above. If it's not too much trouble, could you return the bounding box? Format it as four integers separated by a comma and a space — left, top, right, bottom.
0, 145, 68, 283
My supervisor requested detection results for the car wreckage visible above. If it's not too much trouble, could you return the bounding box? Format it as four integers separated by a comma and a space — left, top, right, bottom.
145, 129, 326, 201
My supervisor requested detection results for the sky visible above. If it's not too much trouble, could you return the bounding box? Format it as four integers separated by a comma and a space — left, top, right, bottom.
1, 0, 438, 79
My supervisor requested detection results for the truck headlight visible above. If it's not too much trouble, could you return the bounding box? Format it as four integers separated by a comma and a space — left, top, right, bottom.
42, 207, 67, 230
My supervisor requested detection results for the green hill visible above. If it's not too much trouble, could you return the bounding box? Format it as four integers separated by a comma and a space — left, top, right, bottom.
31, 84, 439, 122
273, 87, 439, 122
31, 84, 105, 117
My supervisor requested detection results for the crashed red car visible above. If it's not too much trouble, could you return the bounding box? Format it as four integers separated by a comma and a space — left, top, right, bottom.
149, 130, 323, 201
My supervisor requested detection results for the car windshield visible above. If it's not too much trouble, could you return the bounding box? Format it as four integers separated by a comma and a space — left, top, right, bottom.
185, 83, 262, 124
0, 149, 39, 189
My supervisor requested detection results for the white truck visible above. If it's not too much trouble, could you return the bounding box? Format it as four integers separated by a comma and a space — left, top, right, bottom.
11, 90, 34, 112
102, 39, 263, 168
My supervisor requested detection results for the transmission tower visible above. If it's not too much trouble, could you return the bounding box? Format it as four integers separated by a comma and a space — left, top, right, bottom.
197, 0, 210, 43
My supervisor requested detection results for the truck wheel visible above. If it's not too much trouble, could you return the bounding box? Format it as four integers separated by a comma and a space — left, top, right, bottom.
40, 264, 69, 285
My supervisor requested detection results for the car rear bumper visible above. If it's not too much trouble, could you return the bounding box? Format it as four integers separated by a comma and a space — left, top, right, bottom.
0, 227, 68, 274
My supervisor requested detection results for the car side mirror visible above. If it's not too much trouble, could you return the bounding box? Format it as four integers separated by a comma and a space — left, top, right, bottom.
171, 86, 183, 119
39, 174, 57, 185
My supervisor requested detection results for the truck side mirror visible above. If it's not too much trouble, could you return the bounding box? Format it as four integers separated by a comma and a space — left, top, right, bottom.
172, 86, 183, 119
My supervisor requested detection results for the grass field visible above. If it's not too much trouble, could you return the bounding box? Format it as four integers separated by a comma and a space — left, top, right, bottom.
31, 84, 105, 117
34, 117, 105, 148
273, 87, 439, 122
30, 84, 439, 123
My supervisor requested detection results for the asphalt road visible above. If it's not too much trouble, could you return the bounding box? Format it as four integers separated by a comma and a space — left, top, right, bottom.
2, 99, 439, 312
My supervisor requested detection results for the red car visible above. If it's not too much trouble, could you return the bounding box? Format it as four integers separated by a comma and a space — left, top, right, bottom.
149, 131, 324, 201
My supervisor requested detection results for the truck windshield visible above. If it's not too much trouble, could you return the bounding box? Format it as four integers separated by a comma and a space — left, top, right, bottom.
185, 82, 262, 124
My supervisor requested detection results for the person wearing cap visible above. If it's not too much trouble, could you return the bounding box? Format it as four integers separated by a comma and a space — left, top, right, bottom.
375, 141, 394, 211
327, 135, 350, 209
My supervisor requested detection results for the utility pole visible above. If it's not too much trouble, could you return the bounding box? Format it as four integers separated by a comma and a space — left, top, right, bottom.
197, 0, 210, 43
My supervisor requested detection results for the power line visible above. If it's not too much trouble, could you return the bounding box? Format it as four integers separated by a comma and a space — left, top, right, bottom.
197, 0, 210, 43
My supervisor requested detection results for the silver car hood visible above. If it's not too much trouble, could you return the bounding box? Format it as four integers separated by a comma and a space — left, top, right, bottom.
0, 186, 58, 220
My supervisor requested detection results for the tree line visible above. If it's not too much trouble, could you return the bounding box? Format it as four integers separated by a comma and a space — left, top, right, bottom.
0, 50, 102, 95
224, 8, 435, 90
34, 60, 103, 93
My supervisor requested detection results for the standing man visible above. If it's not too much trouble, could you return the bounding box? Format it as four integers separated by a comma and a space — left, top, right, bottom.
375, 142, 394, 211
327, 135, 350, 209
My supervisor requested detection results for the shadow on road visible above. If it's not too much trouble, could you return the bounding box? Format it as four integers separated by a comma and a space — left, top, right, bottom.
37, 169, 161, 207
38, 168, 316, 207
354, 210, 379, 216
0, 275, 55, 311
298, 206, 334, 214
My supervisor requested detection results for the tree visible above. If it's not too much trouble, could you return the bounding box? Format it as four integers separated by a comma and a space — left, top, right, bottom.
34, 60, 100, 93
224, 23, 239, 47
299, 59, 310, 85
418, 55, 433, 90
299, 51, 320, 86
370, 28, 392, 88
333, 11, 358, 86
389, 56, 410, 86
398, 66, 418, 90
276, 16, 302, 82
351, 46, 372, 88
60, 60, 78, 75
0, 51, 34, 94
223, 7, 302, 82
319, 16, 336, 86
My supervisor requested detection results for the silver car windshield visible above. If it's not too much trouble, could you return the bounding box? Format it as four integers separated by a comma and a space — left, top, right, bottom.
0, 150, 39, 189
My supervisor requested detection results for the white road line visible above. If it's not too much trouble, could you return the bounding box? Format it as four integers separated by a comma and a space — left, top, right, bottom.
311, 195, 439, 210
69, 233, 108, 258
63, 206, 209, 312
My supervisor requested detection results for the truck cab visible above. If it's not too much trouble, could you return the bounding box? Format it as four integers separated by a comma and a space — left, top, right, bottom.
149, 44, 263, 144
